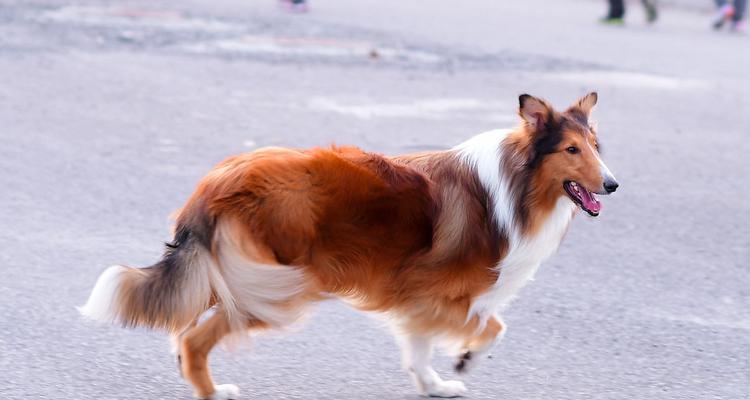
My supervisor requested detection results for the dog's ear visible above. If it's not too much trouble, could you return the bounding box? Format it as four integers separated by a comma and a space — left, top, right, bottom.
519, 95, 562, 168
567, 92, 598, 121
518, 94, 553, 132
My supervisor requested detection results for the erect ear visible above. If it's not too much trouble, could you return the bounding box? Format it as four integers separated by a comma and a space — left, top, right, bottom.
519, 94, 553, 131
569, 91, 598, 119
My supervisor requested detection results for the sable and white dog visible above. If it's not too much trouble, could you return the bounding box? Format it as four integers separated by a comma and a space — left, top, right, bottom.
80, 93, 618, 399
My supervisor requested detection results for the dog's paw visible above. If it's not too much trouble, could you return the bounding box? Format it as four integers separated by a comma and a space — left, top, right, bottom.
203, 384, 240, 400
454, 351, 473, 374
424, 380, 467, 398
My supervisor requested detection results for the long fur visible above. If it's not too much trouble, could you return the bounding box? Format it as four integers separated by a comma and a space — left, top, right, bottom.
79, 127, 581, 336
80, 93, 611, 399
78, 228, 234, 332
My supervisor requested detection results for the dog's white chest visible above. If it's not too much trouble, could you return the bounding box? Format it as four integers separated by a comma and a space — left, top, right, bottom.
469, 198, 575, 323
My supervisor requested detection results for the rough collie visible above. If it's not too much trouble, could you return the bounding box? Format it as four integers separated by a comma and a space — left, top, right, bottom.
80, 92, 618, 399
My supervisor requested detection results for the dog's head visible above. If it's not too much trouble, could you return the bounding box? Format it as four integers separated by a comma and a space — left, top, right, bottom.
519, 92, 618, 217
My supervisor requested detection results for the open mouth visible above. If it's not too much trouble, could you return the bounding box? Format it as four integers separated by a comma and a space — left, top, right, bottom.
564, 181, 602, 217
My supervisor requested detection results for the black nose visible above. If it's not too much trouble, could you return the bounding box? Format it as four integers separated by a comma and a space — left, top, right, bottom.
604, 180, 619, 193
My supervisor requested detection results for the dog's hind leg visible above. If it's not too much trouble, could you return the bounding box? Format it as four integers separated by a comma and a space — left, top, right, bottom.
179, 311, 265, 399
454, 315, 505, 374
398, 333, 467, 398
173, 318, 198, 377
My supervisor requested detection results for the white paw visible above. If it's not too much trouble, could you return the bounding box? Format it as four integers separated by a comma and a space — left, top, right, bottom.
206, 384, 240, 400
425, 380, 467, 398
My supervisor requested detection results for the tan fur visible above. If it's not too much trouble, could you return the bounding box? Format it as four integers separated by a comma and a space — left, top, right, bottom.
81, 93, 614, 399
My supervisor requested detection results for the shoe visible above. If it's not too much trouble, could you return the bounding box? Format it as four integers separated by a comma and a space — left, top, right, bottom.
600, 16, 625, 25
712, 4, 734, 29
643, 0, 658, 23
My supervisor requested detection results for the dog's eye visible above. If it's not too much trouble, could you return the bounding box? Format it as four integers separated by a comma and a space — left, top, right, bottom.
566, 146, 579, 154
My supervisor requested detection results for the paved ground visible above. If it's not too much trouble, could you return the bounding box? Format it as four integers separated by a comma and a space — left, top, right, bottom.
1, 0, 748, 399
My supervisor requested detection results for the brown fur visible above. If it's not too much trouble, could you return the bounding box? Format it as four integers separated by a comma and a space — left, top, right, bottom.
83, 93, 613, 399
169, 147, 510, 396
195, 148, 505, 331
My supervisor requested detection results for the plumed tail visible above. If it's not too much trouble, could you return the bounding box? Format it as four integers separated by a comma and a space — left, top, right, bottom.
78, 233, 237, 333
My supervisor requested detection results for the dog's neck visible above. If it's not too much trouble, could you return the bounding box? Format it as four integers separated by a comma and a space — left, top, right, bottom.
453, 129, 576, 323
455, 129, 574, 242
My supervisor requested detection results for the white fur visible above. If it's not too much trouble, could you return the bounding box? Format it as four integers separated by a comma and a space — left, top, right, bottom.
214, 221, 309, 329
457, 130, 576, 328
398, 334, 467, 398
78, 265, 126, 323
80, 249, 233, 330
205, 384, 240, 400
189, 247, 228, 319
453, 129, 517, 236
79, 221, 303, 332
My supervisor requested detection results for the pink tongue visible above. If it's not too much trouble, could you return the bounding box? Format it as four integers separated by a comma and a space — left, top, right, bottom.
579, 188, 602, 213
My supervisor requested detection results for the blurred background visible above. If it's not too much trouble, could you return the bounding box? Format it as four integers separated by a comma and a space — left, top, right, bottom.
0, 0, 748, 399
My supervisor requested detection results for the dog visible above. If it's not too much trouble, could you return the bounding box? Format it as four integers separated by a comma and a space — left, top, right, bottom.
80, 92, 618, 399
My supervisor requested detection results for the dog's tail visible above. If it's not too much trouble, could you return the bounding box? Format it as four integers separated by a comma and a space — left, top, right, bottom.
78, 223, 237, 333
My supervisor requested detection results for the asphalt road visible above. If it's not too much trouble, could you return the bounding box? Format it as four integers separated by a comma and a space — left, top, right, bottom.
1, 1, 748, 399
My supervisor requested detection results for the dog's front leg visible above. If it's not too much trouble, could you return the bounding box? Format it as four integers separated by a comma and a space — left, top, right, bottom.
454, 314, 506, 374
398, 333, 467, 398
